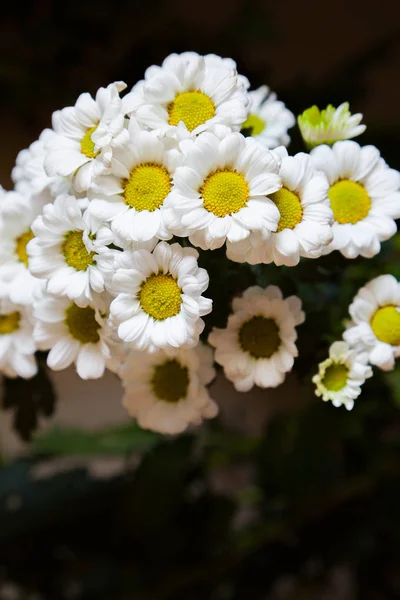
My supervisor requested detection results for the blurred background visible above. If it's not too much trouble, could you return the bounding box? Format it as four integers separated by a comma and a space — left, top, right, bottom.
1, 1, 400, 599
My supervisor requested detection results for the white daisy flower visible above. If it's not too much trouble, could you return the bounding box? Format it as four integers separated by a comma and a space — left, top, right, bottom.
208, 285, 305, 391
310, 141, 400, 258
121, 343, 218, 434
343, 274, 400, 371
45, 81, 129, 192
240, 86, 295, 149
109, 241, 212, 353
0, 190, 43, 305
313, 341, 372, 410
163, 131, 282, 250
33, 293, 114, 379
226, 149, 333, 266
28, 194, 113, 307
122, 52, 248, 139
298, 102, 366, 150
0, 298, 37, 379
12, 129, 72, 204
87, 121, 183, 243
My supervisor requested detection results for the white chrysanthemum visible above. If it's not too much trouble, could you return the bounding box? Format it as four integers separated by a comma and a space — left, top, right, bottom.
298, 102, 366, 149
343, 274, 400, 371
0, 190, 43, 305
240, 86, 295, 148
12, 129, 72, 203
310, 141, 400, 258
226, 149, 333, 266
28, 194, 113, 307
33, 293, 114, 379
109, 241, 212, 353
163, 131, 282, 250
122, 52, 248, 139
208, 285, 305, 391
121, 343, 218, 434
87, 121, 182, 243
0, 298, 37, 379
45, 81, 129, 192
313, 341, 372, 410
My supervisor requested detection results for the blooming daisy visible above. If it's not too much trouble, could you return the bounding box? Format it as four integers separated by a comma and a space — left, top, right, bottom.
122, 52, 248, 139
45, 81, 129, 192
33, 293, 114, 379
163, 131, 282, 250
121, 343, 218, 434
87, 121, 183, 243
343, 274, 400, 371
28, 194, 113, 307
12, 129, 72, 204
226, 148, 333, 266
240, 86, 295, 149
0, 298, 37, 379
310, 141, 400, 258
298, 102, 366, 149
109, 241, 212, 352
313, 341, 372, 410
0, 190, 43, 305
208, 285, 305, 391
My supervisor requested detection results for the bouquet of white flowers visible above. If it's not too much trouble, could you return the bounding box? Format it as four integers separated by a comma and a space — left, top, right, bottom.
1, 51, 400, 437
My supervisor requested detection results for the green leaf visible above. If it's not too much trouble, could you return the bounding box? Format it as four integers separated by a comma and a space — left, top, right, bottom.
32, 422, 159, 457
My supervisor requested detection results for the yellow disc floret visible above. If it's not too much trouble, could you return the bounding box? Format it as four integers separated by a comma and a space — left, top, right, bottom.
15, 229, 34, 267
270, 187, 303, 232
65, 304, 101, 344
201, 169, 249, 218
239, 316, 281, 359
62, 231, 95, 271
139, 273, 182, 320
81, 125, 99, 159
371, 305, 400, 346
124, 163, 171, 211
168, 91, 215, 132
322, 363, 349, 392
151, 359, 189, 403
241, 114, 266, 137
0, 312, 21, 335
328, 180, 371, 224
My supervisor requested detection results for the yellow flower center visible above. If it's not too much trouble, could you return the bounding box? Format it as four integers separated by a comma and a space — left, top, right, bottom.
62, 231, 95, 271
139, 273, 182, 321
328, 180, 371, 224
239, 316, 281, 359
201, 169, 249, 218
15, 229, 34, 267
80, 125, 99, 159
168, 90, 215, 132
241, 114, 266, 137
370, 305, 400, 346
151, 359, 190, 403
65, 304, 101, 344
0, 312, 21, 335
124, 163, 171, 212
270, 187, 303, 232
322, 363, 349, 392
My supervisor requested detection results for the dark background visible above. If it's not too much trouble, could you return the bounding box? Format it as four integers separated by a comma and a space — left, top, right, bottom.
1, 2, 400, 599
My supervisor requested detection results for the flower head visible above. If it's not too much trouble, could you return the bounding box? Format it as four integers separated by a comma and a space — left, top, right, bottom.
240, 86, 295, 149
344, 275, 400, 371
121, 343, 217, 434
298, 102, 366, 149
313, 341, 372, 410
310, 141, 400, 259
209, 285, 305, 391
109, 241, 212, 352
0, 298, 37, 379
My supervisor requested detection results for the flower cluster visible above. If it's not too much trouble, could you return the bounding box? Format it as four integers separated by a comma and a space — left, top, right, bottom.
1, 51, 400, 433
